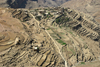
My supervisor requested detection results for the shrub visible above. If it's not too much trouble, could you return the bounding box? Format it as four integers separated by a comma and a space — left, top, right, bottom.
56, 18, 60, 23
81, 62, 85, 64
56, 39, 66, 45
47, 28, 50, 30
35, 16, 41, 21
55, 16, 69, 24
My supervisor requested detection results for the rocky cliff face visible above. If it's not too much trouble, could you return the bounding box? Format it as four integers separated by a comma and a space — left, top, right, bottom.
7, 0, 28, 8
0, 0, 69, 9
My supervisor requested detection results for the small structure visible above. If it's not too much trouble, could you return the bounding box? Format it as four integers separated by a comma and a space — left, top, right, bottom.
45, 12, 49, 16
34, 46, 39, 52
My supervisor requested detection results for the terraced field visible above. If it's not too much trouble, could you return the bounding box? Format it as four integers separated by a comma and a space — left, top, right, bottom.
36, 7, 100, 67
0, 8, 65, 67
0, 7, 100, 67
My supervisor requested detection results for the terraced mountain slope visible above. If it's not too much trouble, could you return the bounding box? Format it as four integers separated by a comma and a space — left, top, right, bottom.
29, 7, 100, 67
0, 8, 65, 67
61, 0, 100, 24
0, 7, 100, 67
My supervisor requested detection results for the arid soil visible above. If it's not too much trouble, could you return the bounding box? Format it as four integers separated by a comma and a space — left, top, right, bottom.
61, 0, 100, 24
30, 7, 100, 67
0, 8, 65, 67
0, 7, 100, 67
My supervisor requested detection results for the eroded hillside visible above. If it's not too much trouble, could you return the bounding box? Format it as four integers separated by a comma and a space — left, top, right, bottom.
61, 0, 100, 24
0, 8, 65, 67
29, 7, 100, 67
0, 7, 100, 67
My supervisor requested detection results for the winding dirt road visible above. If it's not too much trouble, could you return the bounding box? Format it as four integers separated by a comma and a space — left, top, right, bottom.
29, 11, 68, 67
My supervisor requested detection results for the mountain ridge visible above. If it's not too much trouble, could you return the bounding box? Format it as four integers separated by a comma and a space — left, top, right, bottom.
0, 0, 69, 9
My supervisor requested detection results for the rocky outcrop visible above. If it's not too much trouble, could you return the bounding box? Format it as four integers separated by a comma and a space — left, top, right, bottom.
7, 0, 28, 8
